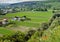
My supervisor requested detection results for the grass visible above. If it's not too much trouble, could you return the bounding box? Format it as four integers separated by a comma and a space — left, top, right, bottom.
0, 27, 14, 35
40, 26, 60, 42
0, 11, 53, 35
3, 11, 53, 27
28, 19, 60, 42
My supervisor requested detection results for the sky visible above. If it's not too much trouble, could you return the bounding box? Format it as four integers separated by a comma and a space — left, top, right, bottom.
0, 0, 45, 3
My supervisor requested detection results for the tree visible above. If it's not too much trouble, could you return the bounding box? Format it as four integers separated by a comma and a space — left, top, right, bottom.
0, 8, 2, 15
41, 23, 49, 30
45, 8, 48, 11
0, 31, 25, 42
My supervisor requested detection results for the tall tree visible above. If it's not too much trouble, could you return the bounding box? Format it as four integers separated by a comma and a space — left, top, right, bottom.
0, 8, 2, 15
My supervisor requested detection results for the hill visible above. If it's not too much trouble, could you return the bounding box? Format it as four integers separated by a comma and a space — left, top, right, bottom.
0, 1, 60, 9
28, 14, 60, 42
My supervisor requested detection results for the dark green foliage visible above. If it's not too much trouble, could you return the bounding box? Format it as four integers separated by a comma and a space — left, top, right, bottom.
10, 32, 25, 42
0, 8, 3, 15
49, 14, 60, 26
0, 30, 36, 42
25, 30, 36, 41
41, 23, 49, 30
0, 22, 3, 26
52, 10, 55, 13
0, 31, 25, 42
34, 8, 48, 11
45, 8, 48, 11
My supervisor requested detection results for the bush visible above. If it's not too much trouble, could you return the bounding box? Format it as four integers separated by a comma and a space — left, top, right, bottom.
0, 31, 25, 42
25, 30, 36, 41
41, 23, 49, 31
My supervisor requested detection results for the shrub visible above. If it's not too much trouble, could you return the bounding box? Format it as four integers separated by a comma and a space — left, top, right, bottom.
41, 23, 49, 31
0, 31, 25, 42
25, 30, 36, 41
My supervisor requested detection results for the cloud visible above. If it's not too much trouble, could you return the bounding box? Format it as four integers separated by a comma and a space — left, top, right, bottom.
0, 0, 45, 3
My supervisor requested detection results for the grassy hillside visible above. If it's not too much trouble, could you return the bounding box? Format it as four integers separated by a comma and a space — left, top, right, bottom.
0, 0, 60, 42
28, 18, 60, 42
0, 10, 60, 42
0, 27, 14, 36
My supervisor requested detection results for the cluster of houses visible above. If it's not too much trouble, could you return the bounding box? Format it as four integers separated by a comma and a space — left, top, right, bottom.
12, 16, 27, 21
12, 16, 31, 21
0, 16, 31, 26
1, 8, 13, 15
0, 18, 8, 26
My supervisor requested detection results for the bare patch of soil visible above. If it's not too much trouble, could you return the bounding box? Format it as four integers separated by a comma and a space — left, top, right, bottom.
7, 26, 37, 32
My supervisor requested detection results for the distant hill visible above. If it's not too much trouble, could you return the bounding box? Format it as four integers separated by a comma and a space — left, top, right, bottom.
0, 1, 60, 9
48, 0, 60, 2
0, 1, 52, 8
0, 3, 10, 8
9, 1, 51, 8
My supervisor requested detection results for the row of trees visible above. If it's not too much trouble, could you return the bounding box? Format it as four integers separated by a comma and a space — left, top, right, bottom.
0, 7, 48, 15
13, 7, 48, 12
0, 8, 3, 15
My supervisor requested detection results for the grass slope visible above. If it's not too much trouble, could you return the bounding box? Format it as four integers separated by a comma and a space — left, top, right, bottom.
28, 18, 60, 42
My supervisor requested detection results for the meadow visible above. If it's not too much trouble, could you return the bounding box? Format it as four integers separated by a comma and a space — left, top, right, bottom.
4, 11, 53, 27
0, 10, 53, 35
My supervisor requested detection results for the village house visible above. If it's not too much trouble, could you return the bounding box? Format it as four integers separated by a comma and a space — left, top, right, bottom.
12, 16, 27, 21
2, 18, 8, 25
12, 16, 21, 21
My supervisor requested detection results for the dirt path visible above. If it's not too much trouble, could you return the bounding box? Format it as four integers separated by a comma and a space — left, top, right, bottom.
7, 26, 37, 32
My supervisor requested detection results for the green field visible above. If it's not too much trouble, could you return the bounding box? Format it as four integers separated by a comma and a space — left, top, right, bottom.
0, 10, 60, 42
0, 27, 14, 35
0, 11, 53, 35
4, 11, 53, 27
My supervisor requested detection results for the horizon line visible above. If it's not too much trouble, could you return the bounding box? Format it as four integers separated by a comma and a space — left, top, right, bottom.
0, 0, 46, 4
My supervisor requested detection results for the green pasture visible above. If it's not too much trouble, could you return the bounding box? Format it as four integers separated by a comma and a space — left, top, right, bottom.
0, 27, 14, 35
3, 11, 53, 27
0, 11, 53, 35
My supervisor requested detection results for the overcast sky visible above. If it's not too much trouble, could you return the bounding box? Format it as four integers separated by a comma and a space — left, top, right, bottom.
0, 0, 45, 3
